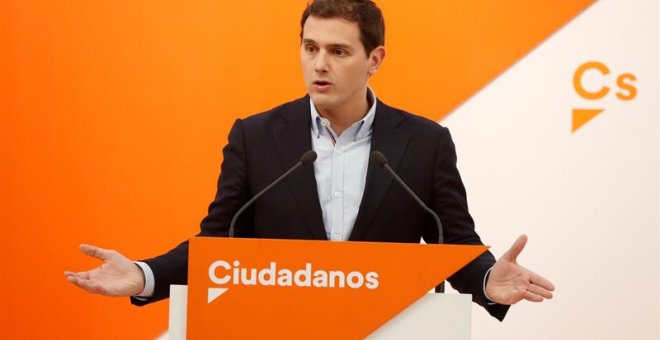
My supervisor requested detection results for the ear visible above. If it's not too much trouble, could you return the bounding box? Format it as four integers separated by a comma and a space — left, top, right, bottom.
367, 46, 386, 76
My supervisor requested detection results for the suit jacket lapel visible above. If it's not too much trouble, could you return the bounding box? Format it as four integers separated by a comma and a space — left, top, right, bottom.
349, 102, 410, 241
272, 97, 327, 240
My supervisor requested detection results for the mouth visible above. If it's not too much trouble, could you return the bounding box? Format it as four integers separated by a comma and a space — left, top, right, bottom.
312, 80, 333, 91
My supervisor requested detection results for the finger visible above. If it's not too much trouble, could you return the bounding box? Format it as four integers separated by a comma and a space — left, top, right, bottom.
522, 290, 544, 303
531, 273, 555, 291
76, 271, 92, 280
67, 275, 92, 291
65, 270, 92, 280
489, 288, 525, 305
67, 276, 107, 295
508, 289, 527, 305
503, 234, 528, 262
527, 284, 553, 299
80, 244, 111, 261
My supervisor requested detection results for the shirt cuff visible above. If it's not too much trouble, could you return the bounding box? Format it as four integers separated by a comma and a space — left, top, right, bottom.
134, 261, 155, 298
483, 267, 497, 305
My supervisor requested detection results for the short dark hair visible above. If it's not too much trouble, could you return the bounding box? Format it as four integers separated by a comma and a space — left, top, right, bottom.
300, 0, 385, 56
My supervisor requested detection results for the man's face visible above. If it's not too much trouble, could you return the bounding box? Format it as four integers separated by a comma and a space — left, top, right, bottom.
301, 16, 382, 113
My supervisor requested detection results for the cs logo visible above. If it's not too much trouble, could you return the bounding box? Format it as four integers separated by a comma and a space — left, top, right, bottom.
572, 61, 637, 132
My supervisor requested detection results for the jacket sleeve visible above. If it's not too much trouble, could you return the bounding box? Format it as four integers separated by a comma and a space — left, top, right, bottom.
424, 126, 509, 321
131, 118, 253, 306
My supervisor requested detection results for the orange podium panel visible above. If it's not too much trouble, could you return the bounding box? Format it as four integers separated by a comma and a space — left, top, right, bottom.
187, 237, 487, 339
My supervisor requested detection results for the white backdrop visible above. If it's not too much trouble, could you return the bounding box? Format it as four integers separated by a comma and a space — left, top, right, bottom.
442, 0, 659, 339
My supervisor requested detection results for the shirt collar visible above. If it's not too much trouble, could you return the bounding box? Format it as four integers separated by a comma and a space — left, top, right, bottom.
310, 87, 377, 141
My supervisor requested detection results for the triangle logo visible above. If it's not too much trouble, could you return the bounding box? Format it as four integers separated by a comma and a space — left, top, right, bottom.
572, 108, 604, 132
207, 287, 228, 304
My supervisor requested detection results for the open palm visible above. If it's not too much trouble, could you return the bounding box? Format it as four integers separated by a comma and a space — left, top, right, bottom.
65, 244, 144, 297
485, 235, 555, 305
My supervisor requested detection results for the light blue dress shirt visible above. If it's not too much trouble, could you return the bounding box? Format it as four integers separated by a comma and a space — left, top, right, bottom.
309, 88, 377, 241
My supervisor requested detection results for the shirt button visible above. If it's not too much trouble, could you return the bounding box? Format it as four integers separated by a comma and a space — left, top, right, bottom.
333, 191, 342, 198
336, 149, 343, 155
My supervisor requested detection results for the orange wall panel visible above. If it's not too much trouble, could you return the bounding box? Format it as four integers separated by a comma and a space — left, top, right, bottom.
0, 1, 592, 338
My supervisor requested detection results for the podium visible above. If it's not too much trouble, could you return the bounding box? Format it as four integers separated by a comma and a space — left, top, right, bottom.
169, 286, 472, 339
168, 237, 485, 339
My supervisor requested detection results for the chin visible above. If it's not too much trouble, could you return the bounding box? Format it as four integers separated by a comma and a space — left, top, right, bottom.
308, 93, 337, 109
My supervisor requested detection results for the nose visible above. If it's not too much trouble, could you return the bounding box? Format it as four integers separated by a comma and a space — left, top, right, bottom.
314, 51, 329, 73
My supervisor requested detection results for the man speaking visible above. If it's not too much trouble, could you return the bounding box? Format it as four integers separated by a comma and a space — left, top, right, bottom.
65, 0, 554, 322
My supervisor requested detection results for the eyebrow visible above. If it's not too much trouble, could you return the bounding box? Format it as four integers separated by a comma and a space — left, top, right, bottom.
301, 39, 353, 51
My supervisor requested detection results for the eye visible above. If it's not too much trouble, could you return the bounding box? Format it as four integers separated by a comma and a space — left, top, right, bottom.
333, 48, 348, 57
304, 44, 318, 53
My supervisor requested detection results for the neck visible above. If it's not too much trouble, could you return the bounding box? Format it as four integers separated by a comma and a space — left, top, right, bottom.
317, 88, 371, 136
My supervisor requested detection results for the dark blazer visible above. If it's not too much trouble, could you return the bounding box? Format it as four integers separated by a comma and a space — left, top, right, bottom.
133, 96, 509, 321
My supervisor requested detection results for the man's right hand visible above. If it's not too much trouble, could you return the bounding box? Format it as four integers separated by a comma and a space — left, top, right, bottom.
65, 244, 145, 297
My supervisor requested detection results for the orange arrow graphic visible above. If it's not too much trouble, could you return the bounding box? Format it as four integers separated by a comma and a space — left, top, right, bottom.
572, 108, 604, 132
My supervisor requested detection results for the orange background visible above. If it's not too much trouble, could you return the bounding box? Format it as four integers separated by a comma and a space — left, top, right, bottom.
0, 1, 592, 338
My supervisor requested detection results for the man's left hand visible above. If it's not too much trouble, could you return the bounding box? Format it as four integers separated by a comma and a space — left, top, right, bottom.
485, 234, 555, 305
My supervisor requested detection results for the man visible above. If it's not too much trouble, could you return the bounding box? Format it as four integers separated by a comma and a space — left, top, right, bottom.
65, 0, 554, 322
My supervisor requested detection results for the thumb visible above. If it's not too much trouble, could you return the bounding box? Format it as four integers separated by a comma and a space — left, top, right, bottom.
503, 234, 528, 262
79, 244, 112, 261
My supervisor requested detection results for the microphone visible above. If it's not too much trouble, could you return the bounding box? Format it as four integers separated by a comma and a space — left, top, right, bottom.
228, 150, 317, 237
371, 151, 446, 293
370, 151, 444, 245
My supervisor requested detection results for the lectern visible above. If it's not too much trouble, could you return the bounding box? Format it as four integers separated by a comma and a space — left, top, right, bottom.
166, 237, 484, 339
